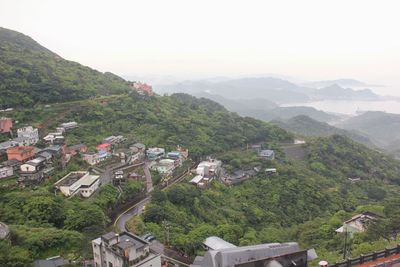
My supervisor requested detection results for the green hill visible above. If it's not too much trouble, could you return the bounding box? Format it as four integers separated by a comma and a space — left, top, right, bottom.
0, 27, 130, 108
338, 111, 400, 157
272, 115, 374, 147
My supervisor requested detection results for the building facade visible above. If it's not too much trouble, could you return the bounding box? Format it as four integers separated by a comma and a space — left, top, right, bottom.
17, 126, 39, 145
6, 146, 35, 162
0, 117, 12, 133
92, 231, 161, 267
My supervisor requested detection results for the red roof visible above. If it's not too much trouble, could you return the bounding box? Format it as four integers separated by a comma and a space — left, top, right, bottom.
97, 143, 111, 150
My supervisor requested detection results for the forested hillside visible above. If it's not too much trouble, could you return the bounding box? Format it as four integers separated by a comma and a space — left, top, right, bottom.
137, 135, 400, 262
0, 27, 130, 108
272, 115, 374, 147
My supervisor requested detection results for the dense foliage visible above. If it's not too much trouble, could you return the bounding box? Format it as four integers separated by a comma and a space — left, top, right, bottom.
0, 27, 130, 108
138, 135, 400, 262
12, 92, 293, 158
0, 180, 144, 265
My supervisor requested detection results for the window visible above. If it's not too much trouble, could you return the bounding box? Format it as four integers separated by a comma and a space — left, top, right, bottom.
108, 262, 113, 267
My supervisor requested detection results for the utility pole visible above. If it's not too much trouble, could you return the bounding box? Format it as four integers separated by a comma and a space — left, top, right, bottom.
343, 228, 348, 259
162, 220, 171, 247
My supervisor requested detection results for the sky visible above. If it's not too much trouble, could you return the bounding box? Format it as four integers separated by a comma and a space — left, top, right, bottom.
0, 0, 400, 95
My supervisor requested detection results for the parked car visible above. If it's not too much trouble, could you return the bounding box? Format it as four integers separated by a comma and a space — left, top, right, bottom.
145, 235, 156, 242
142, 233, 152, 240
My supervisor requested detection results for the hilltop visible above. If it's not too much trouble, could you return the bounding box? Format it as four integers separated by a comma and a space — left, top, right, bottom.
272, 115, 374, 147
0, 27, 130, 108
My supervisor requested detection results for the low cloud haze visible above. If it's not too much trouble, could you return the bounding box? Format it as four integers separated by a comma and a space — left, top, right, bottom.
1, 0, 399, 95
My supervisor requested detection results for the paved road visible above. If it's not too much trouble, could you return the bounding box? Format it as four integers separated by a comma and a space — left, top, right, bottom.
115, 197, 150, 232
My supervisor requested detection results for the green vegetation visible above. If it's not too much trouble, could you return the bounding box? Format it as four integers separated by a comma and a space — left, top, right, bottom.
139, 135, 400, 262
2, 26, 400, 267
0, 27, 130, 108
0, 179, 144, 265
271, 115, 374, 147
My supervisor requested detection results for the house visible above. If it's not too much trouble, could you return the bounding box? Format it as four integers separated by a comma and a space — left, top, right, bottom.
167, 151, 181, 160
259, 149, 275, 160
191, 239, 313, 267
34, 256, 69, 267
18, 157, 46, 185
17, 126, 39, 145
82, 153, 102, 165
151, 159, 176, 174
335, 212, 381, 235
0, 140, 19, 151
176, 145, 189, 159
67, 144, 88, 156
102, 135, 125, 144
222, 169, 258, 185
43, 132, 65, 145
130, 81, 154, 96
60, 121, 78, 130
0, 165, 13, 179
265, 168, 277, 174
55, 171, 100, 198
250, 144, 262, 153
92, 231, 161, 267
41, 145, 63, 158
196, 158, 222, 178
1, 159, 21, 172
97, 143, 112, 152
130, 143, 146, 153
38, 151, 53, 162
146, 148, 165, 161
6, 146, 35, 162
190, 175, 213, 189
0, 117, 12, 133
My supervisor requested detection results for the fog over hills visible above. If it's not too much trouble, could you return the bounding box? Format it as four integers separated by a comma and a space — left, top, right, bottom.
156, 76, 383, 104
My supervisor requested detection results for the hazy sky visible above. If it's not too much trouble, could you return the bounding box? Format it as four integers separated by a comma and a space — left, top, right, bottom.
1, 0, 400, 94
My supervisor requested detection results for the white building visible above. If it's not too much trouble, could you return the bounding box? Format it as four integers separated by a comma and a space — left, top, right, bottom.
335, 212, 380, 235
151, 158, 175, 174
92, 231, 161, 267
43, 132, 64, 144
17, 126, 39, 145
60, 121, 78, 130
0, 166, 13, 179
55, 171, 100, 198
191, 240, 311, 267
196, 159, 222, 177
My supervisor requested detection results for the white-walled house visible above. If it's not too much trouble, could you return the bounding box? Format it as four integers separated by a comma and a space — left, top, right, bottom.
55, 171, 100, 198
17, 126, 39, 145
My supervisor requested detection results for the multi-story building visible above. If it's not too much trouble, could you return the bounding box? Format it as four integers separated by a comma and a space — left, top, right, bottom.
60, 121, 78, 130
92, 231, 161, 267
0, 117, 12, 133
6, 146, 35, 162
0, 165, 13, 179
18, 157, 46, 185
17, 126, 39, 145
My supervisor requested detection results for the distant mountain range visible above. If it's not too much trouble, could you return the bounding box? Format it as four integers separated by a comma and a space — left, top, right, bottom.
156, 77, 383, 105
302, 78, 381, 89
195, 92, 339, 123
311, 84, 380, 100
